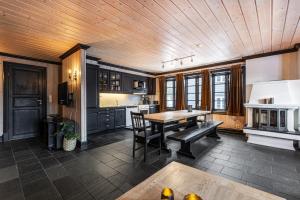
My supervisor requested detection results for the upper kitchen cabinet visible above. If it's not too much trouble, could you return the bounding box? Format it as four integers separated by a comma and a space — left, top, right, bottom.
99, 69, 110, 92
122, 73, 134, 94
110, 71, 122, 92
147, 78, 156, 95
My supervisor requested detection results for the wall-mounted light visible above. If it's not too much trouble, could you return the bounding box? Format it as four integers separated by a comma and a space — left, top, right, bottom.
68, 69, 78, 81
73, 70, 77, 81
68, 69, 72, 80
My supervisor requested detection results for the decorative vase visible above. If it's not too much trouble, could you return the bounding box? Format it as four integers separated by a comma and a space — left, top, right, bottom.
63, 138, 77, 151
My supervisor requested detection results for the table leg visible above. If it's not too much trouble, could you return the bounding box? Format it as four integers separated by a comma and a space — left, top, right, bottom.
177, 141, 195, 159
186, 116, 198, 128
207, 127, 221, 139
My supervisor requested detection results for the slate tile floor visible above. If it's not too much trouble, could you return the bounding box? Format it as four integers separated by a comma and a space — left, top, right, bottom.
1, 130, 300, 200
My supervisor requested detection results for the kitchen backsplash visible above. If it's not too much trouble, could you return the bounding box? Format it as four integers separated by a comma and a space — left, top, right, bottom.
99, 93, 142, 107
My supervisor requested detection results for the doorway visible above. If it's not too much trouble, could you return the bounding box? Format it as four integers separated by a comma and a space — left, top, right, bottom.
4, 62, 47, 141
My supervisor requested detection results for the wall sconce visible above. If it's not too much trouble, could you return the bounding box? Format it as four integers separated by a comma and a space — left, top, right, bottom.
68, 69, 77, 81
73, 70, 77, 81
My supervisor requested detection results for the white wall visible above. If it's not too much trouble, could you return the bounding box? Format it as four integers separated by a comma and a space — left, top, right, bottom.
0, 56, 60, 137
246, 51, 300, 102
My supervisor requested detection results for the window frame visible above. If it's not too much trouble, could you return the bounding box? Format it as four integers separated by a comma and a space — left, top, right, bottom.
165, 77, 176, 110
212, 70, 231, 113
184, 74, 202, 110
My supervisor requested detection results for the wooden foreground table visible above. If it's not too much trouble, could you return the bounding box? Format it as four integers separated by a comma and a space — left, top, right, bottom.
117, 162, 285, 200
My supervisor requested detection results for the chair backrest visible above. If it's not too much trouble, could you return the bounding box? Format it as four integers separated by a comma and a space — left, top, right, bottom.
131, 112, 146, 134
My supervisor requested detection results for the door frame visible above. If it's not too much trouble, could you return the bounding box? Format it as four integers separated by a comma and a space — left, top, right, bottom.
3, 61, 47, 142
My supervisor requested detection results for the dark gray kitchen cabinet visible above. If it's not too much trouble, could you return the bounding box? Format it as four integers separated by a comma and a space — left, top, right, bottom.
86, 64, 99, 109
149, 105, 159, 114
110, 71, 122, 92
86, 64, 99, 134
115, 108, 126, 128
147, 78, 156, 95
98, 108, 116, 131
87, 112, 98, 133
99, 69, 110, 92
122, 73, 134, 94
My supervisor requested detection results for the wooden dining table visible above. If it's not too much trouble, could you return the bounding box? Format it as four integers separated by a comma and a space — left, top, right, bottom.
117, 161, 285, 200
144, 110, 211, 152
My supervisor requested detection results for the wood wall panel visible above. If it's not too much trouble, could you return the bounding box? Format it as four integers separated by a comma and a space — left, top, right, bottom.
213, 114, 245, 130
0, 0, 299, 72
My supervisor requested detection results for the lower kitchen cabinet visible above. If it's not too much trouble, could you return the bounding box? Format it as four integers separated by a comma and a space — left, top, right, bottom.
149, 104, 159, 114
115, 108, 126, 128
87, 111, 99, 133
87, 107, 126, 134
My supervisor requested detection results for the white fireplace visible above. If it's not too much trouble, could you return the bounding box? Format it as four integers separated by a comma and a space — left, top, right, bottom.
244, 80, 300, 150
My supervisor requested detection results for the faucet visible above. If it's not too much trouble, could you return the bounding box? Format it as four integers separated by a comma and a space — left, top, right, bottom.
115, 100, 119, 106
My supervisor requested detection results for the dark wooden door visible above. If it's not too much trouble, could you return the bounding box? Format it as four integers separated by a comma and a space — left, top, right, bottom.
4, 62, 46, 140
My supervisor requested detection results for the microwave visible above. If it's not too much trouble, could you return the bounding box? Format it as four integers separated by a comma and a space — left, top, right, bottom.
133, 80, 146, 89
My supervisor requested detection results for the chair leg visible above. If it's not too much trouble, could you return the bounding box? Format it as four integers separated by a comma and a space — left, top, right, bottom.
132, 137, 136, 158
158, 136, 161, 155
144, 141, 147, 162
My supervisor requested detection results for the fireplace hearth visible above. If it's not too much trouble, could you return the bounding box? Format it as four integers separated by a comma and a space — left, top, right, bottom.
252, 108, 287, 133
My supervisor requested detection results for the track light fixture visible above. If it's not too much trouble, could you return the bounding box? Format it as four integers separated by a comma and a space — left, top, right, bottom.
161, 55, 195, 69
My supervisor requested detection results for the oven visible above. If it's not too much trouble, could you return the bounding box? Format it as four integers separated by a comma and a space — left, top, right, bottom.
138, 105, 149, 114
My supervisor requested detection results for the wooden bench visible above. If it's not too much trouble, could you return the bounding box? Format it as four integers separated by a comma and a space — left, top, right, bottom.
167, 121, 223, 159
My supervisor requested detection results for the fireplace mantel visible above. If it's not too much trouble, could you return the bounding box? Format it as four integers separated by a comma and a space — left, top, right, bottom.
244, 103, 299, 109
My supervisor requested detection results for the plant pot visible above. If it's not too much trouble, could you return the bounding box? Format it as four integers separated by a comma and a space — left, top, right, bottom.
63, 138, 77, 151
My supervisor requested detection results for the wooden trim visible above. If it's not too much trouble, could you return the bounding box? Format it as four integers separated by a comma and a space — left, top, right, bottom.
59, 43, 90, 59
156, 58, 244, 76
97, 60, 156, 76
0, 51, 61, 65
243, 45, 299, 60
86, 55, 101, 61
156, 43, 300, 76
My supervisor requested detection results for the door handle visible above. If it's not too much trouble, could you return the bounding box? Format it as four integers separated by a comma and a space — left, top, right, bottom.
37, 100, 42, 105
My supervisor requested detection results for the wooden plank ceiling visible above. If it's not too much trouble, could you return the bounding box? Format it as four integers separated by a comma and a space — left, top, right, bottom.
0, 0, 299, 72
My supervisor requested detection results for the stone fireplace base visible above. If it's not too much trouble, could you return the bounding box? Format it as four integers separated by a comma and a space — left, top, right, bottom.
244, 128, 300, 151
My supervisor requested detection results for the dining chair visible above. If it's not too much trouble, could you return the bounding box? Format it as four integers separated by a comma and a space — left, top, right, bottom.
131, 112, 161, 162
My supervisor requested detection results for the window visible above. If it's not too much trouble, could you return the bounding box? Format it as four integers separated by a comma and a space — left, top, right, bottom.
185, 74, 202, 109
212, 71, 230, 111
166, 78, 176, 109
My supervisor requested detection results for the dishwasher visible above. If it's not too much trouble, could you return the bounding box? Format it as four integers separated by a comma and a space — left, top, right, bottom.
126, 106, 139, 129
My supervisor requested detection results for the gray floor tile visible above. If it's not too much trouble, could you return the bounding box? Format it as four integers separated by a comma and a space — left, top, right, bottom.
0, 165, 19, 184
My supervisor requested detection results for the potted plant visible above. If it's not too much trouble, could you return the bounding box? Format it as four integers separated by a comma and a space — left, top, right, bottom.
57, 120, 79, 151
